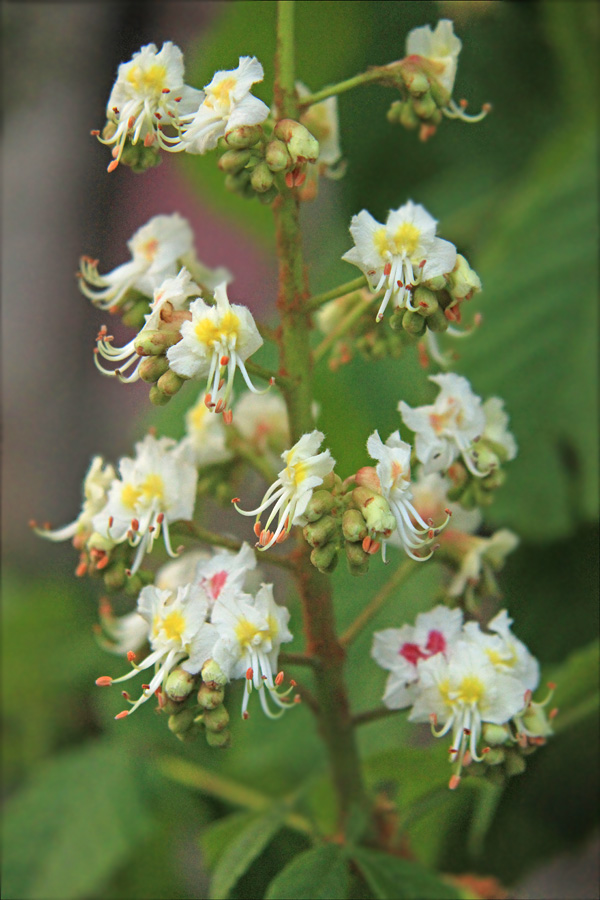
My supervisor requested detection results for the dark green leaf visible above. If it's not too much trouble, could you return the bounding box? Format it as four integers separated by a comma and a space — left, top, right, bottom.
209, 807, 287, 899
351, 848, 461, 900
200, 811, 257, 873
265, 844, 350, 900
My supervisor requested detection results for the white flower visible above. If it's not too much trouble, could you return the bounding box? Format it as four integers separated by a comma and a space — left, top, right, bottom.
342, 201, 456, 322
96, 603, 150, 657
194, 543, 257, 609
79, 213, 194, 310
97, 584, 217, 717
406, 19, 462, 96
94, 267, 200, 382
92, 434, 197, 575
171, 56, 269, 155
33, 455, 115, 544
408, 470, 482, 534
463, 611, 539, 693
234, 431, 335, 549
446, 528, 519, 598
481, 397, 518, 462
166, 282, 265, 420
367, 430, 449, 561
409, 641, 527, 787
211, 584, 294, 718
98, 42, 203, 171
179, 389, 233, 467
234, 392, 290, 457
399, 373, 487, 476
372, 605, 463, 709
155, 551, 210, 593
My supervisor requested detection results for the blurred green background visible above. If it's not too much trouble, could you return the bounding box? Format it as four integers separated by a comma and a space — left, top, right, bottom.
3, 2, 598, 898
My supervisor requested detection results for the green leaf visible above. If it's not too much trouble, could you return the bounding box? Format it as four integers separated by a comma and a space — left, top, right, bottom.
208, 806, 288, 899
265, 844, 350, 900
549, 639, 599, 732
2, 739, 154, 900
351, 848, 461, 900
200, 811, 256, 872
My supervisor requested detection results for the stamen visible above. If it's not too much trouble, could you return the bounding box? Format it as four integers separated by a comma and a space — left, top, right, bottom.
96, 676, 113, 686
115, 710, 129, 720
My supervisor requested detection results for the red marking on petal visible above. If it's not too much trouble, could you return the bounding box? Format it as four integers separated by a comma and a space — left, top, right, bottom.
400, 642, 427, 666
209, 571, 228, 599
425, 630, 446, 655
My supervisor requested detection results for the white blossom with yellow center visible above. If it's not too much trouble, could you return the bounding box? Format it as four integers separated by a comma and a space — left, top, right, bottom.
167, 56, 270, 156
235, 430, 335, 549
97, 584, 217, 717
92, 434, 197, 575
79, 213, 195, 311
211, 584, 293, 718
167, 282, 265, 420
342, 201, 457, 322
399, 373, 488, 476
463, 611, 540, 693
98, 42, 203, 171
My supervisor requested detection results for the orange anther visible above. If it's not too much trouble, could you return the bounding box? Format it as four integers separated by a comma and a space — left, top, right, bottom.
246, 667, 254, 680
383, 262, 392, 276
174, 96, 182, 102
127, 651, 136, 662
96, 554, 110, 571
231, 497, 241, 504
156, 513, 164, 524
275, 671, 284, 686
295, 171, 306, 187
293, 695, 302, 704
107, 159, 119, 173
549, 707, 559, 719
285, 171, 295, 189
220, 355, 229, 366
428, 529, 434, 540
547, 681, 556, 690
223, 409, 233, 425
75, 560, 88, 577
96, 676, 113, 686
108, 516, 114, 528
242, 711, 250, 720
131, 519, 139, 532
204, 393, 212, 408
290, 679, 297, 687
276, 530, 288, 544
218, 378, 225, 391
254, 521, 262, 537
144, 133, 155, 147
115, 710, 129, 720
142, 684, 150, 691
449, 775, 461, 790
368, 541, 380, 555
214, 400, 224, 414
161, 87, 170, 93
362, 536, 372, 553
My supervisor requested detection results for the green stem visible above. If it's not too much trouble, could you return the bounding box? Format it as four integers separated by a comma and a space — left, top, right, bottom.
306, 276, 367, 312
352, 706, 404, 727
340, 560, 417, 646
274, 0, 369, 829
172, 521, 294, 571
298, 69, 382, 107
279, 650, 320, 668
244, 359, 281, 385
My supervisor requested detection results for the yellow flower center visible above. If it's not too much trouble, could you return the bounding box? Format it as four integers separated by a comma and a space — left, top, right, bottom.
140, 473, 165, 503
486, 645, 517, 668
284, 459, 309, 486
121, 483, 142, 510
194, 311, 240, 348
190, 401, 208, 431
161, 610, 186, 642
127, 63, 168, 95
235, 615, 277, 649
456, 675, 485, 706
210, 76, 236, 106
374, 227, 390, 258
140, 238, 159, 262
392, 223, 421, 257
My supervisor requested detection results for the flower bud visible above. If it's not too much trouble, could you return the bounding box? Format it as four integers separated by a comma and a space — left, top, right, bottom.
310, 541, 338, 571
304, 516, 337, 548
102, 121, 117, 141
265, 139, 291, 172
388, 307, 406, 331
354, 467, 381, 492
102, 561, 126, 591
257, 185, 279, 205
197, 681, 225, 710
448, 254, 482, 302
134, 329, 181, 356
157, 370, 185, 397
218, 148, 252, 173
345, 540, 370, 575
342, 508, 367, 543
304, 489, 336, 523
412, 92, 437, 120
422, 274, 447, 292
176, 725, 201, 743
504, 751, 527, 777
520, 705, 553, 739
205, 727, 231, 749
168, 707, 197, 735
224, 170, 252, 194
203, 704, 230, 733
165, 667, 197, 703
469, 443, 499, 476
352, 487, 396, 535
483, 748, 506, 767
399, 102, 420, 130
224, 124, 263, 149
424, 308, 449, 333
274, 119, 319, 164
482, 723, 511, 746
251, 161, 275, 193
139, 355, 170, 383
201, 659, 228, 687
413, 287, 439, 317
402, 310, 427, 336
429, 79, 450, 109
148, 385, 171, 406
386, 101, 403, 125
320, 472, 339, 492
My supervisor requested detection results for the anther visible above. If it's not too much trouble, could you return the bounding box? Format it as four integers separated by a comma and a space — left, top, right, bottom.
75, 559, 88, 578
131, 519, 139, 532
368, 541, 380, 555
96, 676, 113, 686
242, 711, 249, 720
293, 695, 302, 704
547, 682, 556, 690
108, 516, 114, 528
112, 106, 119, 114
115, 710, 129, 720
275, 671, 284, 686
246, 667, 254, 680
122, 691, 130, 700
90, 129, 100, 136
231, 497, 241, 504
449, 774, 461, 790
290, 679, 297, 687
223, 410, 233, 425
285, 171, 295, 189
220, 355, 229, 366
204, 393, 212, 408
549, 707, 559, 720
218, 378, 225, 391
383, 263, 392, 276
144, 133, 155, 147
127, 651, 136, 662
362, 536, 372, 553
254, 522, 262, 537
161, 88, 170, 94
107, 160, 119, 173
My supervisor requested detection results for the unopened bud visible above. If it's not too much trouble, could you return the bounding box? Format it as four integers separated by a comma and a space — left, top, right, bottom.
482, 723, 511, 746
345, 540, 370, 575
205, 727, 231, 749
388, 307, 406, 330
402, 310, 426, 336
124, 573, 144, 596
354, 466, 381, 492
422, 274, 447, 292
399, 102, 420, 130
304, 489, 336, 523
168, 707, 197, 734
102, 121, 117, 141
412, 92, 437, 120
102, 561, 126, 591
139, 355, 170, 383
304, 516, 338, 548
265, 139, 291, 171
218, 148, 252, 173
165, 667, 197, 703
135, 329, 181, 356
201, 659, 228, 687
504, 751, 527, 777
251, 161, 275, 193
257, 185, 279, 205
274, 118, 319, 164
386, 101, 403, 125
469, 443, 499, 477
224, 170, 252, 194
448, 254, 482, 302
149, 385, 171, 406
320, 471, 338, 492
121, 300, 150, 329
157, 370, 185, 397
404, 70, 430, 98
225, 124, 263, 149
413, 286, 439, 317
203, 704, 230, 733
520, 704, 553, 739
342, 508, 367, 543
197, 681, 225, 710
352, 487, 396, 534
483, 747, 506, 766
424, 308, 448, 333
310, 541, 338, 573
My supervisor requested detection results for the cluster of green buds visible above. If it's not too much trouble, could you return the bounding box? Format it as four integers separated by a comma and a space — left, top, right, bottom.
218, 118, 319, 204
446, 434, 511, 510
158, 659, 231, 748
96, 123, 162, 173
133, 303, 192, 405
302, 472, 394, 576
479, 688, 557, 781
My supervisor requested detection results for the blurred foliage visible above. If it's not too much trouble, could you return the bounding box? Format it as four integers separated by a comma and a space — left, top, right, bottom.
3, 2, 598, 899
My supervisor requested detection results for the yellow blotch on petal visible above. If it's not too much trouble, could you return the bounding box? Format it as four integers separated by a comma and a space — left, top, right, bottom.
392, 223, 421, 257
127, 63, 168, 95
235, 617, 272, 648
141, 473, 165, 502
456, 675, 485, 706
161, 610, 187, 642
374, 227, 390, 258
122, 483, 142, 510
210, 76, 236, 106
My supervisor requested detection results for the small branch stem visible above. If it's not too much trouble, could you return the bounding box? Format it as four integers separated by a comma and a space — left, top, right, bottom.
172, 521, 295, 570
313, 293, 374, 364
244, 359, 281, 385
306, 276, 367, 312
298, 69, 382, 107
352, 706, 405, 727
340, 560, 417, 647
279, 650, 320, 668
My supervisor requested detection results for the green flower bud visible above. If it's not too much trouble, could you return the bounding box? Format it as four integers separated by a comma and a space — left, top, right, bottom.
176, 725, 201, 743
304, 490, 336, 523
352, 487, 396, 535
482, 723, 511, 746
386, 101, 403, 125
425, 308, 449, 333
399, 102, 420, 130
429, 80, 451, 108
342, 508, 367, 543
448, 254, 482, 302
138, 355, 170, 383
303, 515, 338, 548
257, 185, 279, 205
274, 118, 319, 164
124, 573, 144, 596
157, 370, 185, 397
504, 751, 527, 777
165, 667, 197, 703
203, 704, 230, 734
120, 140, 162, 173
134, 329, 181, 356
310, 541, 338, 573
412, 92, 437, 120
218, 148, 252, 173
345, 540, 370, 575
205, 727, 231, 749
320, 471, 338, 492
422, 274, 447, 292
483, 748, 506, 766
251, 161, 275, 193
481, 467, 507, 491
520, 705, 553, 739
197, 681, 225, 710
388, 307, 406, 331
201, 659, 228, 688
224, 124, 263, 149
265, 139, 291, 172
168, 708, 197, 735
402, 309, 426, 336
102, 121, 117, 141
413, 287, 439, 317
404, 71, 430, 98
149, 385, 171, 406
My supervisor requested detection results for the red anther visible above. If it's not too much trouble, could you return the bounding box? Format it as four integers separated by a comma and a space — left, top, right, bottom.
218, 378, 225, 391
429, 713, 438, 726
449, 747, 458, 755
162, 87, 170, 93
368, 541, 381, 555
275, 671, 284, 686
295, 171, 306, 187
482, 746, 491, 754
294, 695, 302, 704
459, 98, 468, 109
549, 707, 559, 719
417, 342, 429, 369
131, 519, 139, 532
96, 676, 113, 686
223, 409, 233, 425
269, 377, 276, 386
419, 259, 426, 269
155, 112, 162, 120
547, 681, 556, 690
246, 667, 254, 680
127, 650, 137, 662
112, 106, 119, 114
108, 516, 114, 529
75, 559, 88, 578
220, 355, 230, 366
96, 554, 110, 571
364, 496, 374, 507
115, 710, 129, 720
28, 518, 38, 529
122, 691, 130, 700
428, 529, 434, 540
444, 508, 452, 516
148, 526, 155, 533
90, 129, 100, 136
214, 400, 224, 414
107, 159, 119, 173
463, 728, 471, 736
383, 262, 392, 276
125, 568, 132, 577
276, 530, 288, 544
144, 133, 155, 147
253, 521, 262, 537
142, 684, 150, 691
449, 774, 461, 790
231, 497, 241, 504
156, 513, 164, 524
285, 171, 295, 189
290, 679, 297, 687
397, 280, 404, 287
127, 116, 135, 129
261, 675, 267, 681
362, 535, 372, 552
242, 711, 250, 720
482, 103, 492, 113
167, 111, 175, 118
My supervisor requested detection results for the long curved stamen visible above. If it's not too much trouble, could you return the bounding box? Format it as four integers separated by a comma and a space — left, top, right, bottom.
443, 99, 491, 123
234, 483, 287, 518
34, 520, 79, 542
236, 356, 271, 395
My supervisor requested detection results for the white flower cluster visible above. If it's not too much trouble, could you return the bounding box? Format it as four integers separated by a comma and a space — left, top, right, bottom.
96, 544, 294, 720
373, 605, 549, 788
